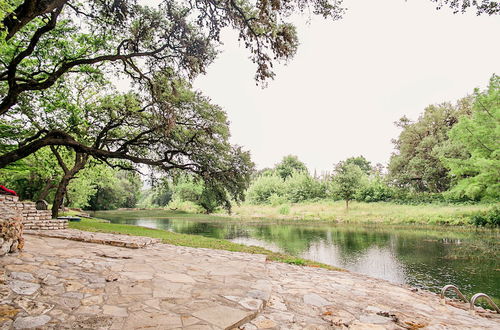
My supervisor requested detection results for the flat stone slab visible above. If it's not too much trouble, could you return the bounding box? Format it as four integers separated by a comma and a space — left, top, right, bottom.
0, 233, 499, 329
1, 235, 268, 329
24, 229, 160, 248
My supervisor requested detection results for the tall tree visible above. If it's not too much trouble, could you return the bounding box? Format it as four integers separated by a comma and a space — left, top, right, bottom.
388, 98, 472, 193
275, 155, 308, 180
441, 74, 500, 201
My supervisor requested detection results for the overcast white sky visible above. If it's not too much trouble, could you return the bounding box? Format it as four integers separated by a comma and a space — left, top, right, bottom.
190, 0, 500, 173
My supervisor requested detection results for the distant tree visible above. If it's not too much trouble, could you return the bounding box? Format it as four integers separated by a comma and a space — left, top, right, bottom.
275, 155, 308, 180
344, 156, 372, 175
441, 75, 500, 201
87, 167, 142, 210
332, 162, 365, 210
171, 176, 223, 213
388, 97, 472, 193
151, 179, 173, 207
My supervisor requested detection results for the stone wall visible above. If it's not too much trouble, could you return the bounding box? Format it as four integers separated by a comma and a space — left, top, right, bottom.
21, 203, 68, 230
0, 195, 24, 256
0, 195, 68, 256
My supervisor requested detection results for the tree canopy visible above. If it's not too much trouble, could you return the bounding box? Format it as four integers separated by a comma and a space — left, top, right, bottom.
275, 155, 308, 180
441, 74, 500, 201
388, 98, 472, 193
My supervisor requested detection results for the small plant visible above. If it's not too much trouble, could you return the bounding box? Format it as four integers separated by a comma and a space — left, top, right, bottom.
278, 204, 290, 215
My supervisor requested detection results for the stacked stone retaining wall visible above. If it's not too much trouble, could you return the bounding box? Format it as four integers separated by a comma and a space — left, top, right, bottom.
0, 195, 24, 256
1, 195, 68, 256
21, 202, 68, 230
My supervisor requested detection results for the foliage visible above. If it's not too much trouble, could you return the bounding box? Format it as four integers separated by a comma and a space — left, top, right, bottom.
151, 179, 173, 207
87, 167, 142, 210
275, 155, 309, 180
228, 200, 492, 225
356, 176, 394, 202
331, 162, 365, 209
171, 175, 225, 214
284, 171, 326, 202
441, 75, 500, 201
344, 155, 372, 175
246, 174, 286, 204
0, 0, 347, 118
471, 206, 500, 227
388, 98, 472, 193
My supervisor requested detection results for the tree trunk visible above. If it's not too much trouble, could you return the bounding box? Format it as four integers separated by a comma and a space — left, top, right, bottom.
345, 199, 349, 210
51, 175, 72, 218
50, 150, 88, 218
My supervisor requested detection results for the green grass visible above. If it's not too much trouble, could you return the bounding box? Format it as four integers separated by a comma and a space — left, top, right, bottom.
219, 201, 497, 226
70, 218, 342, 271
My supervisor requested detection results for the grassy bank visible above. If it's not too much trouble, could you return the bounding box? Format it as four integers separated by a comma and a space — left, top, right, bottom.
69, 218, 342, 271
219, 201, 496, 225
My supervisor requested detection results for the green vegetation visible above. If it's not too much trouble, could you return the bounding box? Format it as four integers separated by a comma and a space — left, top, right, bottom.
223, 201, 496, 226
69, 217, 342, 271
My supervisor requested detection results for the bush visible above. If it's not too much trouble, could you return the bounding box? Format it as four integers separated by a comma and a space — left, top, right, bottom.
356, 177, 394, 202
284, 172, 326, 203
269, 193, 288, 206
471, 206, 500, 227
246, 174, 285, 204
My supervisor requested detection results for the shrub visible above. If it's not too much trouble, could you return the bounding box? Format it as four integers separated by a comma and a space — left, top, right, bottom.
284, 172, 326, 203
471, 206, 500, 227
356, 177, 394, 202
246, 174, 285, 204
269, 193, 288, 206
278, 204, 290, 215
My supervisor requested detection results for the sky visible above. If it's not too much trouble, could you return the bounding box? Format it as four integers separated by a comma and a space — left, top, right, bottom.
189, 0, 500, 173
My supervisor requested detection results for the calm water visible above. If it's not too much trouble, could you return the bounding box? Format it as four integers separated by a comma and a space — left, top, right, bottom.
93, 211, 500, 302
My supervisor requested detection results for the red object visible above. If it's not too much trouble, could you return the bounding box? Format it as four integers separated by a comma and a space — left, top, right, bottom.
0, 185, 17, 196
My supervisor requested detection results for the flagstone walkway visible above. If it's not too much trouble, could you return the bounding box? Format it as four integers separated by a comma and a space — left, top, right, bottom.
0, 231, 499, 329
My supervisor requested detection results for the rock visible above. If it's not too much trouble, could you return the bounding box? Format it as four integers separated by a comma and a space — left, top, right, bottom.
13, 315, 51, 329
239, 297, 264, 311
13, 297, 53, 315
303, 293, 330, 307
252, 317, 277, 329
9, 272, 35, 282
102, 305, 128, 317
358, 314, 392, 324
193, 305, 256, 329
8, 280, 40, 295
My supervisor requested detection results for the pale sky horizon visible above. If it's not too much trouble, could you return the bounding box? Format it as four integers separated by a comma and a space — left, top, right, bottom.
189, 0, 500, 173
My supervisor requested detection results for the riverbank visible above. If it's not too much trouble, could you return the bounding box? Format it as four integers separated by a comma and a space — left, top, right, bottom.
69, 218, 341, 270
218, 201, 496, 226
1, 233, 499, 329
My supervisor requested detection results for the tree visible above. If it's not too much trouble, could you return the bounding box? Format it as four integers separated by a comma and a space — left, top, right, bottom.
275, 155, 308, 180
344, 156, 372, 175
388, 97, 472, 193
441, 75, 500, 201
0, 0, 348, 117
1, 73, 254, 215
332, 162, 364, 210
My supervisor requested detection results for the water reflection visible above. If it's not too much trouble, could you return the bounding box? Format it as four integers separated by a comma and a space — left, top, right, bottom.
94, 211, 500, 302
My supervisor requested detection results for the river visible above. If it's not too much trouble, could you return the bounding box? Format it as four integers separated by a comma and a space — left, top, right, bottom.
92, 210, 499, 304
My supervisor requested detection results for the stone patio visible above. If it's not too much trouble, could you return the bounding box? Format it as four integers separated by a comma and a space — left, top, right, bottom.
0, 231, 499, 329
